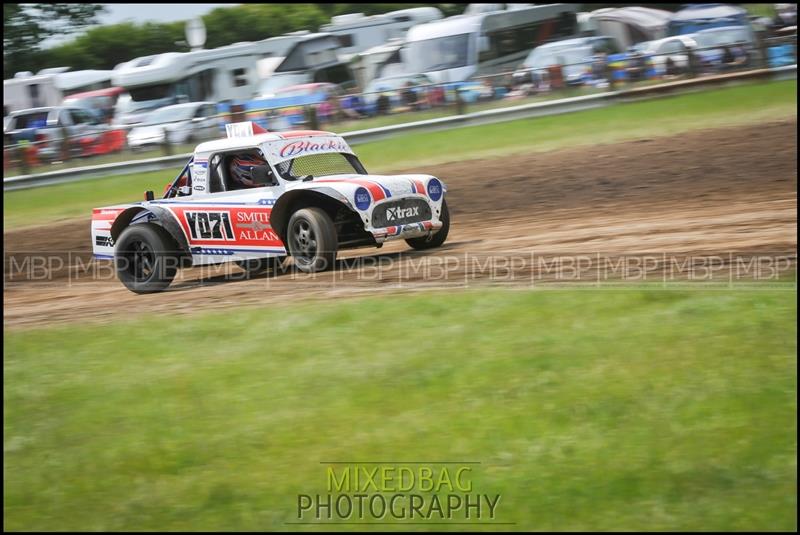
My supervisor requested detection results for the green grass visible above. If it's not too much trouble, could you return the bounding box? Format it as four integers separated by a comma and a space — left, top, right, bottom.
3, 288, 797, 531
4, 79, 796, 229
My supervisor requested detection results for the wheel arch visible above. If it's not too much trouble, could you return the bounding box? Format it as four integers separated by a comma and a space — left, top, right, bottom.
110, 205, 191, 256
271, 188, 358, 244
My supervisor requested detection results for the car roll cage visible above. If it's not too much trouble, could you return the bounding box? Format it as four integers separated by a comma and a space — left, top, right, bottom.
164, 157, 193, 199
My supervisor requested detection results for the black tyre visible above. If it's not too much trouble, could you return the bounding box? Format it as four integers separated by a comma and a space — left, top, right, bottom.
286, 207, 338, 273
115, 223, 181, 294
406, 198, 450, 250
235, 256, 285, 277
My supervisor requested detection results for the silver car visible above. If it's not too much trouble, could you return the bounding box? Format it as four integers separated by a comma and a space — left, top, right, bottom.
4, 105, 108, 163
127, 102, 220, 151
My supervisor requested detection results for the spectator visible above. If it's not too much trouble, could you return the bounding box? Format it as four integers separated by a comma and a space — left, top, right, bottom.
506, 72, 534, 100
626, 48, 645, 83
731, 41, 749, 69
478, 78, 494, 102
401, 81, 420, 111
665, 56, 678, 78
426, 84, 445, 108
721, 45, 736, 71
340, 92, 366, 120
316, 96, 334, 124
592, 51, 610, 87
547, 59, 565, 91
376, 93, 392, 115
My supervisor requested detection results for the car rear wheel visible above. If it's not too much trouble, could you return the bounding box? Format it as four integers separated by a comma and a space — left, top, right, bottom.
406, 198, 450, 250
287, 207, 338, 273
115, 223, 180, 294
235, 256, 286, 277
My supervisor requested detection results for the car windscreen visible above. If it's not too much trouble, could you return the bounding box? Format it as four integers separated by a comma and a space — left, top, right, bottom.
275, 152, 365, 181
11, 111, 50, 130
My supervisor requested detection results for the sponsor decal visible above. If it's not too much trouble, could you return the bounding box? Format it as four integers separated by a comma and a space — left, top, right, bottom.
186, 211, 235, 240
278, 138, 349, 158
427, 178, 443, 202
386, 205, 420, 221
194, 185, 206, 191
172, 206, 281, 247
354, 187, 371, 211
257, 198, 276, 205
95, 235, 114, 247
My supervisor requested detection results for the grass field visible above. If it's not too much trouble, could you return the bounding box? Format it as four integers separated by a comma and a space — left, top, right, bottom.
3, 288, 797, 531
3, 79, 796, 229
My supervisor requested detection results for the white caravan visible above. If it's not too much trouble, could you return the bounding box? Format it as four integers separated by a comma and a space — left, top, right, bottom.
111, 32, 342, 124
3, 68, 113, 115
403, 3, 580, 83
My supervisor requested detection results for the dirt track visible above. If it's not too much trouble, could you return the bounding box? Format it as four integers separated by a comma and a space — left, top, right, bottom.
4, 120, 797, 328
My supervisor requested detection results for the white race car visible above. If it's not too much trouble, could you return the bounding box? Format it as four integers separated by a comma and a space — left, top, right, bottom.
91, 122, 450, 293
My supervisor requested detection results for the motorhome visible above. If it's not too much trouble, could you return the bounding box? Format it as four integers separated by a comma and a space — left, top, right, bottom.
320, 7, 443, 60
254, 33, 356, 98
402, 3, 580, 83
3, 68, 113, 115
350, 39, 406, 88
111, 32, 333, 125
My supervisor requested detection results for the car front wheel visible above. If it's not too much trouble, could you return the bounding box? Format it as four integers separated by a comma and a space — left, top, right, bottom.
287, 207, 338, 273
406, 198, 450, 250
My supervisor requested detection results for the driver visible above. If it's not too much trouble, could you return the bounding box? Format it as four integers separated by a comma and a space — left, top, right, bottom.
229, 154, 271, 189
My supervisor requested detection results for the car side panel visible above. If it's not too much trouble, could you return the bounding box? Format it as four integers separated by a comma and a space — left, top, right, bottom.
148, 199, 286, 265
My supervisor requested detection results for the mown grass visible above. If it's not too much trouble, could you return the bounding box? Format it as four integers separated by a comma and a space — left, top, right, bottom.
3, 288, 797, 531
3, 79, 796, 229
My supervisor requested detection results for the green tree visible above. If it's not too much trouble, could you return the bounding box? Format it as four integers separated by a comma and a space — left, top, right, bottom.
4, 3, 104, 78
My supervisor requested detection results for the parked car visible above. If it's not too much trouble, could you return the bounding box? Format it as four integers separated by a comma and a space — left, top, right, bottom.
113, 92, 179, 126
630, 35, 698, 76
3, 105, 111, 162
91, 121, 450, 293
62, 87, 126, 124
518, 36, 624, 86
362, 74, 435, 114
127, 102, 220, 151
690, 25, 757, 70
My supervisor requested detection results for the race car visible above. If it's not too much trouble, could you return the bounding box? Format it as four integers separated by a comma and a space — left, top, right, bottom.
91, 122, 450, 293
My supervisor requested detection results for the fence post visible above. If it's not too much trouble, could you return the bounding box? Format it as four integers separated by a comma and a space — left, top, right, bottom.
162, 127, 173, 156
686, 47, 698, 79
454, 87, 466, 115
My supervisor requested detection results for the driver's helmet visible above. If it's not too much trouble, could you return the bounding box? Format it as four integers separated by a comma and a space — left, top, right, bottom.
230, 154, 268, 188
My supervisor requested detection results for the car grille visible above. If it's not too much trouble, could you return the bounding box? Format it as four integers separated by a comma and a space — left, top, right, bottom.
371, 198, 431, 228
